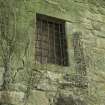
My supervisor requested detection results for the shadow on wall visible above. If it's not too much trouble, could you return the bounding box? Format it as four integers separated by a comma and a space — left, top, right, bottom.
73, 32, 87, 76
55, 95, 87, 105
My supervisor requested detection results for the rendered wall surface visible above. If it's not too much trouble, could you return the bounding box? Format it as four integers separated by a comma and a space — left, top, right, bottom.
0, 0, 105, 105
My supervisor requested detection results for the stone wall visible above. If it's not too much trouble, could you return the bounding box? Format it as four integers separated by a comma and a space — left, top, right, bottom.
0, 0, 105, 105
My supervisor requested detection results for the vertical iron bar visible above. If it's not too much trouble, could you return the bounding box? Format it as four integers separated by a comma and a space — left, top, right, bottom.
35, 18, 38, 65
62, 24, 64, 65
59, 24, 63, 65
54, 23, 56, 64
47, 21, 49, 64
40, 19, 43, 64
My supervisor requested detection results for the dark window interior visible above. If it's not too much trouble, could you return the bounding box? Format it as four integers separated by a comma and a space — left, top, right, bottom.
35, 14, 69, 66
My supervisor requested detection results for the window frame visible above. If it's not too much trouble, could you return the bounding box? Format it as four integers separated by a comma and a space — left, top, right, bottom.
35, 14, 69, 66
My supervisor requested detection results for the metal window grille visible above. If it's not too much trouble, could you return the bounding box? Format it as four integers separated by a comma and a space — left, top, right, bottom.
35, 14, 69, 66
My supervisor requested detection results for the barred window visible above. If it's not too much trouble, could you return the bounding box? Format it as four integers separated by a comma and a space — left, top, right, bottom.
35, 14, 69, 66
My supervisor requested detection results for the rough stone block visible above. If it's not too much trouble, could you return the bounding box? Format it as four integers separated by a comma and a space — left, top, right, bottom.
0, 91, 25, 105
27, 90, 49, 105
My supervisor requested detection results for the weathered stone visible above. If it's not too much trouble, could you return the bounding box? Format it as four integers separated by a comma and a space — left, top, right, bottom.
27, 90, 49, 105
0, 0, 105, 105
0, 91, 25, 105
